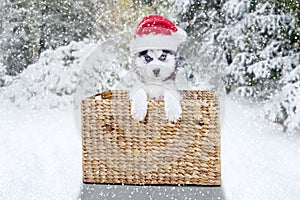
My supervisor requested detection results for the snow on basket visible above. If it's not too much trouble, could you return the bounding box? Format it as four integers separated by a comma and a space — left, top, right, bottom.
81, 90, 221, 185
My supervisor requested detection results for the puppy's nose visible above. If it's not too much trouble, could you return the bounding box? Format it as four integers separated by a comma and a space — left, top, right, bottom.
153, 68, 160, 76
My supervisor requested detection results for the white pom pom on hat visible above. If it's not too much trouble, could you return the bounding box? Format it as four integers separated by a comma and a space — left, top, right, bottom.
130, 15, 187, 55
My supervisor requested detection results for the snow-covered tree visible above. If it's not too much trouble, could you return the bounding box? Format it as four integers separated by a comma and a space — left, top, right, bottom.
220, 1, 299, 99
174, 0, 225, 39
0, 34, 134, 109
175, 0, 300, 132
218, 0, 299, 132
0, 0, 40, 76
0, 40, 98, 108
265, 65, 300, 132
174, 0, 227, 92
38, 0, 99, 51
0, 0, 100, 78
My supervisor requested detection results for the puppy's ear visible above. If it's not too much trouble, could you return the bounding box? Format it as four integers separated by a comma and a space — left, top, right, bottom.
138, 50, 148, 57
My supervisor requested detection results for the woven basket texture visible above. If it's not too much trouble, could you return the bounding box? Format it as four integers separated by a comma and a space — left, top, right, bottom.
81, 90, 221, 185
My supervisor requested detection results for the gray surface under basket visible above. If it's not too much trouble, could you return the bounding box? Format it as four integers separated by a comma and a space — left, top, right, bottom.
79, 184, 225, 200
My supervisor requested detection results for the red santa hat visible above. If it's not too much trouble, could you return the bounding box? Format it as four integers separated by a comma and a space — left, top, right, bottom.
130, 15, 187, 55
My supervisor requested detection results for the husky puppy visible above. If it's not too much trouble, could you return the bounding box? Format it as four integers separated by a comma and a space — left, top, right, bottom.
129, 49, 182, 122
118, 15, 187, 121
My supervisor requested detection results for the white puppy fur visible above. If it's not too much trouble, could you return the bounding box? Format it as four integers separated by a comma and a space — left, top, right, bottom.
128, 49, 182, 122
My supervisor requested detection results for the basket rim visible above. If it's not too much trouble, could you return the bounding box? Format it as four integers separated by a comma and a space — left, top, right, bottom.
84, 90, 217, 101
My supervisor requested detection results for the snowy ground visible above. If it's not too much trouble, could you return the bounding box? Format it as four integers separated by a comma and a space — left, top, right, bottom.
0, 98, 299, 200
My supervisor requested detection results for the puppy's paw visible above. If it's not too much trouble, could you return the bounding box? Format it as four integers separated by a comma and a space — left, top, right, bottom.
164, 91, 182, 122
130, 89, 148, 121
131, 101, 147, 121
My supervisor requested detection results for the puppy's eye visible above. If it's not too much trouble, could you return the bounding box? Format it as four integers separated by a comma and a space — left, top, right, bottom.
144, 55, 153, 63
159, 54, 167, 61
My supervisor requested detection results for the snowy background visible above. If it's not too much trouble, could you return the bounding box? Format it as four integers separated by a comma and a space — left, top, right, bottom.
0, 0, 299, 199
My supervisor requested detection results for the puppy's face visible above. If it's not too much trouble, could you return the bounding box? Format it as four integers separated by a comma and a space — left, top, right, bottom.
134, 49, 176, 83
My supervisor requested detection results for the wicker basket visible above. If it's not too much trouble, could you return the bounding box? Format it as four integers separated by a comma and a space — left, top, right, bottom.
81, 90, 221, 185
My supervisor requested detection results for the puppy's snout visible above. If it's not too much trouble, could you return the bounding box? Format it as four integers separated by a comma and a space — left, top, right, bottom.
153, 68, 160, 76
